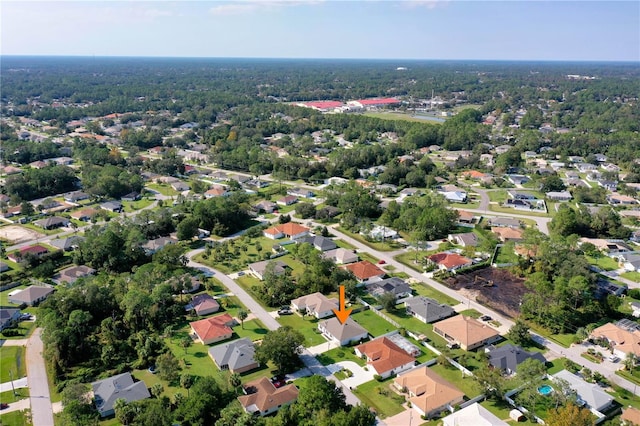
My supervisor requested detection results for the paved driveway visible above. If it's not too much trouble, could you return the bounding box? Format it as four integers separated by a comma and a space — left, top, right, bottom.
0, 377, 28, 393
382, 407, 417, 426
331, 361, 376, 388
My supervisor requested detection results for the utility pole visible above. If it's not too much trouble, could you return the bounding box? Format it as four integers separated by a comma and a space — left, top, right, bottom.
9, 369, 16, 397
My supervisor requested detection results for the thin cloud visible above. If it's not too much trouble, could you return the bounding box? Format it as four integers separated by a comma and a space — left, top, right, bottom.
398, 0, 450, 10
209, 1, 323, 16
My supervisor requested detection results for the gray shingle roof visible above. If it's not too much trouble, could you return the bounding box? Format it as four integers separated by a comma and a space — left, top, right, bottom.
486, 344, 546, 374
405, 296, 455, 323
366, 277, 412, 298
208, 338, 258, 372
552, 370, 613, 412
91, 372, 150, 416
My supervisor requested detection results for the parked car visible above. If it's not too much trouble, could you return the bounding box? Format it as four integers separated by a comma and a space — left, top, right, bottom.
0, 403, 9, 410
607, 354, 619, 363
480, 315, 492, 321
377, 259, 386, 264
237, 271, 245, 276
19, 313, 33, 321
271, 375, 287, 388
277, 307, 293, 316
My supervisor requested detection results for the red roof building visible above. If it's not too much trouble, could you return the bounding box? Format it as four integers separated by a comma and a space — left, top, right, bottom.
8, 245, 49, 263
299, 101, 344, 111
354, 98, 400, 106
190, 313, 235, 345
427, 253, 472, 272
343, 260, 385, 283
355, 337, 416, 379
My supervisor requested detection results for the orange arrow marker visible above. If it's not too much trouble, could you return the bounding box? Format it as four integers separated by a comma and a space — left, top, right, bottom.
333, 285, 352, 324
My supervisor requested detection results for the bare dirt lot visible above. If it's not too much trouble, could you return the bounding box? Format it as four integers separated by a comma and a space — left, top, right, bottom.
0, 225, 46, 244
442, 267, 529, 319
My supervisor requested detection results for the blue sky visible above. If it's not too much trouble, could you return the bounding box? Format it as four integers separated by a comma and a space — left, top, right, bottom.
2, 1, 639, 61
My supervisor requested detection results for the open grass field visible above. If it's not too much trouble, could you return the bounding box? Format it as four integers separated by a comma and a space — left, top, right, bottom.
145, 183, 179, 196
122, 198, 154, 211
316, 346, 366, 367
412, 282, 460, 306
0, 346, 26, 382
363, 111, 444, 124
586, 255, 620, 271
353, 378, 406, 419
336, 227, 404, 252
276, 314, 327, 346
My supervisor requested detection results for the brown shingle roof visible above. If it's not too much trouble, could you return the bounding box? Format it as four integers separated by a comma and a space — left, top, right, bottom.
433, 315, 499, 348
591, 323, 640, 357
343, 260, 385, 280
238, 377, 298, 414
394, 366, 464, 415
190, 313, 234, 342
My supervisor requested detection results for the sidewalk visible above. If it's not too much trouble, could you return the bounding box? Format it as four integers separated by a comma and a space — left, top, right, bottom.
0, 377, 28, 393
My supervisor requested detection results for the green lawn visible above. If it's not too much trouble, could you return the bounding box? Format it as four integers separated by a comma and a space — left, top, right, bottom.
487, 190, 508, 202
0, 286, 28, 306
529, 324, 575, 348
0, 346, 26, 382
276, 314, 327, 346
586, 255, 620, 271
412, 282, 459, 306
394, 248, 446, 273
0, 409, 32, 426
1, 319, 36, 340
458, 309, 482, 319
494, 245, 520, 265
489, 204, 550, 217
351, 309, 398, 337
430, 363, 481, 397
0, 388, 29, 404
20, 223, 62, 236
336, 227, 404, 252
233, 319, 269, 342
449, 201, 481, 209
358, 252, 381, 265
316, 346, 366, 367
621, 271, 640, 283
363, 111, 441, 124
122, 198, 154, 211
334, 239, 356, 250
353, 378, 406, 419
146, 183, 179, 196
481, 399, 539, 425
616, 367, 640, 386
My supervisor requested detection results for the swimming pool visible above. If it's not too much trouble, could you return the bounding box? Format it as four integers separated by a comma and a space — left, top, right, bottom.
538, 385, 553, 396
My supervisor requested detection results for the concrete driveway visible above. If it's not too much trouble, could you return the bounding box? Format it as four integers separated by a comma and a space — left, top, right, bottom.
331, 361, 376, 388
0, 377, 28, 393
0, 398, 30, 415
382, 407, 418, 426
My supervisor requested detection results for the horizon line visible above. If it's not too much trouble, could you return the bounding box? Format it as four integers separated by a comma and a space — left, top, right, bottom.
1, 54, 638, 64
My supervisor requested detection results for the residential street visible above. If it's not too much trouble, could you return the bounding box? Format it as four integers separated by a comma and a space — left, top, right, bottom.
325, 225, 639, 395
186, 250, 364, 407
26, 328, 54, 426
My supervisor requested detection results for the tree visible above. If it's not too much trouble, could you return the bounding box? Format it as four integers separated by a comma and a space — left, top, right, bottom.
152, 243, 188, 269
180, 336, 192, 354
229, 373, 241, 391
150, 383, 164, 398
20, 201, 35, 216
377, 292, 397, 313
473, 365, 506, 399
507, 318, 531, 346
516, 358, 547, 382
545, 402, 594, 426
114, 398, 135, 425
180, 373, 194, 397
156, 351, 180, 383
176, 216, 200, 241
540, 175, 566, 193
295, 202, 317, 219
624, 353, 637, 371
293, 375, 347, 416
255, 326, 305, 374
237, 309, 248, 329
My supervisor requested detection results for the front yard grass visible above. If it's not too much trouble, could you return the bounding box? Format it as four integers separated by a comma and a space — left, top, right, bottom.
146, 183, 179, 196
0, 346, 26, 382
353, 378, 406, 419
334, 239, 356, 250
351, 309, 398, 337
276, 314, 327, 346
233, 319, 269, 342
586, 255, 620, 271
2, 320, 36, 340
0, 388, 29, 404
412, 282, 460, 306
621, 271, 640, 282
0, 410, 32, 426
489, 204, 550, 217
616, 366, 640, 386
458, 309, 482, 318
316, 346, 366, 367
336, 227, 404, 252
122, 198, 154, 211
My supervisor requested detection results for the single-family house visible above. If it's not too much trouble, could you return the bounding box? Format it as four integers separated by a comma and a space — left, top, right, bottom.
405, 297, 456, 324
461, 170, 488, 180
142, 236, 177, 255
440, 191, 467, 203
546, 191, 573, 201
491, 227, 524, 242
50, 236, 84, 251
489, 217, 521, 229
589, 322, 640, 359
64, 191, 90, 203
0, 262, 9, 273
290, 292, 338, 319
249, 260, 288, 281
552, 370, 614, 413
318, 317, 369, 346
171, 181, 190, 192
427, 253, 472, 272
277, 195, 298, 206
188, 293, 221, 316
0, 308, 21, 331
456, 210, 477, 224
598, 180, 618, 191
7, 245, 49, 263
508, 191, 537, 200
630, 301, 640, 318
287, 187, 314, 198
322, 248, 359, 265
8, 285, 55, 306
619, 253, 640, 272
607, 193, 638, 205
366, 225, 398, 240
506, 174, 530, 185
208, 338, 259, 374
342, 260, 385, 284
263, 222, 310, 240
365, 277, 412, 300
296, 235, 337, 252
238, 377, 298, 417
448, 232, 478, 247
70, 208, 98, 221
33, 216, 70, 230
121, 191, 141, 202
204, 186, 230, 198
53, 265, 96, 284
190, 313, 236, 345
254, 200, 277, 214
394, 366, 465, 419
485, 344, 546, 375
100, 201, 123, 213
355, 336, 416, 379
433, 315, 501, 351
442, 402, 508, 426
92, 373, 150, 417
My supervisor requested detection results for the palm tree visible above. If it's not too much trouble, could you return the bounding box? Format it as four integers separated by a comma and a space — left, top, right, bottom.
238, 309, 248, 329
624, 353, 637, 372
229, 373, 241, 393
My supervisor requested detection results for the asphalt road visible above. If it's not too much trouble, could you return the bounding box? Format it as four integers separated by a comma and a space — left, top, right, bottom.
186, 250, 364, 406
27, 328, 54, 426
